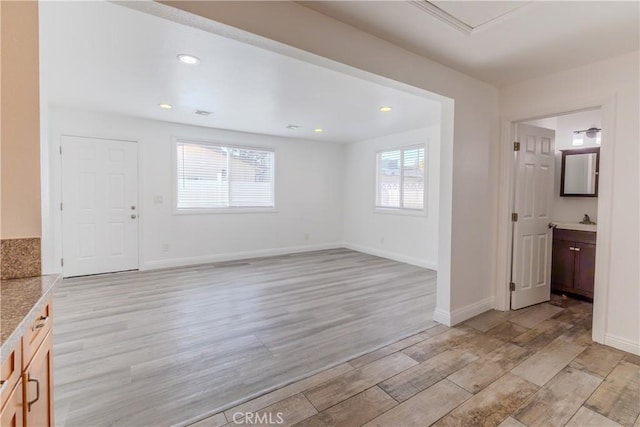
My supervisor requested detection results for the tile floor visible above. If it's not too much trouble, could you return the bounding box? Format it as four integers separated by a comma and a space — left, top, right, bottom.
191, 296, 640, 427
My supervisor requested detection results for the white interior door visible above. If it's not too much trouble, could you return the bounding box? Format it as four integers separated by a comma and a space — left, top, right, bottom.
511, 124, 555, 309
61, 136, 139, 277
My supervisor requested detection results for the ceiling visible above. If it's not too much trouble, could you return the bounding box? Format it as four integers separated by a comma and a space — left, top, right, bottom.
299, 1, 640, 86
40, 1, 441, 144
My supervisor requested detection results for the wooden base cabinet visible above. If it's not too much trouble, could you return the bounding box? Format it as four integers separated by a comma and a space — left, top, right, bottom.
551, 229, 596, 299
0, 298, 53, 427
0, 379, 23, 427
23, 332, 53, 427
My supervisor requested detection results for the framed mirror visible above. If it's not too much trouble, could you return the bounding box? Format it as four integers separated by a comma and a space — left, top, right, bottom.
560, 147, 600, 197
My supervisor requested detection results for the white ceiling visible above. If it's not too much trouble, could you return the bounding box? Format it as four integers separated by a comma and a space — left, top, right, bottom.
300, 1, 640, 86
40, 1, 441, 144
430, 1, 532, 30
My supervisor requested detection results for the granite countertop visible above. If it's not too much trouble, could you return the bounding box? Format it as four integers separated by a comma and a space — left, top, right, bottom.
0, 274, 60, 363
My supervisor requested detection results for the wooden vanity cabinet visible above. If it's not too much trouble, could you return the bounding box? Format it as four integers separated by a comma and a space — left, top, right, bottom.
0, 298, 54, 427
551, 229, 596, 299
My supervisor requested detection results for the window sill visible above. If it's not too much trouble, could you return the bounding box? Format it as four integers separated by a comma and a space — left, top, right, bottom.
373, 208, 427, 218
174, 208, 278, 215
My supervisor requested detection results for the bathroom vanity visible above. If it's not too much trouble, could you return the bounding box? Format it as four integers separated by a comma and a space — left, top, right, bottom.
551, 224, 596, 299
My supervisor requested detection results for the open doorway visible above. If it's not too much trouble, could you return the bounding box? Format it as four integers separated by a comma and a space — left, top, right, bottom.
522, 110, 601, 306
499, 106, 609, 334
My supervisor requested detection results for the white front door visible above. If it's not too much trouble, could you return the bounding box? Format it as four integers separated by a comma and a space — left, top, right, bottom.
511, 124, 555, 309
61, 136, 139, 277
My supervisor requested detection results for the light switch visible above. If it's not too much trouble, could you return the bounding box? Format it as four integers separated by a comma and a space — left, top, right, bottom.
153, 195, 163, 204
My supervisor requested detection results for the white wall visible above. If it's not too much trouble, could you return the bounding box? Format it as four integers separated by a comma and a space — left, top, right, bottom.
526, 110, 602, 224
343, 126, 440, 269
552, 109, 601, 224
157, 0, 501, 325
501, 51, 640, 354
44, 107, 345, 272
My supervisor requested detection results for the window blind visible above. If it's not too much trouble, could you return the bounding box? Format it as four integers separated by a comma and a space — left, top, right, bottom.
176, 141, 274, 210
376, 145, 425, 211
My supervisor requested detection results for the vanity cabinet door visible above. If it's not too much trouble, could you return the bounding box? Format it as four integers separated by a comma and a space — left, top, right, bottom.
574, 243, 596, 294
552, 239, 575, 290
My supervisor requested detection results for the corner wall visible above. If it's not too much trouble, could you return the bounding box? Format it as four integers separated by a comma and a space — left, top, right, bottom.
0, 1, 42, 278
343, 126, 440, 269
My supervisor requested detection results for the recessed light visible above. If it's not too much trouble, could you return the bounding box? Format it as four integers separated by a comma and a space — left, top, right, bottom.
379, 106, 392, 112
195, 110, 212, 116
159, 103, 173, 109
314, 128, 324, 133
286, 124, 300, 130
177, 54, 200, 65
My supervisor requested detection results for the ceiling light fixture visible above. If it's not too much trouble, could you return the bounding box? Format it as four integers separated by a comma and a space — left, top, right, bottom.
286, 124, 300, 130
314, 128, 324, 133
177, 54, 200, 65
158, 103, 173, 109
195, 110, 212, 116
379, 106, 392, 112
573, 127, 601, 146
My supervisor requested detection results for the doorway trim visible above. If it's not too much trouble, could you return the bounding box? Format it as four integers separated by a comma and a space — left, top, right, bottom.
495, 95, 616, 345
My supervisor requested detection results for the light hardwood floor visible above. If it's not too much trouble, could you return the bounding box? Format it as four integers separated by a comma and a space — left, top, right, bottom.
53, 249, 437, 426
191, 295, 640, 427
192, 296, 640, 427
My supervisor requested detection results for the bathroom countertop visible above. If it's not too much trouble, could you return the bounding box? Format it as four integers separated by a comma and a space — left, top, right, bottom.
554, 223, 597, 233
0, 274, 60, 363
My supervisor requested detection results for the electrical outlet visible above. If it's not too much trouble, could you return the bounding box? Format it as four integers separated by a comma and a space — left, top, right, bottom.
304, 233, 310, 241
380, 237, 385, 244
162, 243, 169, 252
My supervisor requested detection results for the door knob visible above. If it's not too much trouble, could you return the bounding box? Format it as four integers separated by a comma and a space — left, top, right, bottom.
131, 205, 136, 210
131, 214, 137, 219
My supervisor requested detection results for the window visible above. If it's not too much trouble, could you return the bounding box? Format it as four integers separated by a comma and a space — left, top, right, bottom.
176, 140, 275, 210
376, 145, 425, 211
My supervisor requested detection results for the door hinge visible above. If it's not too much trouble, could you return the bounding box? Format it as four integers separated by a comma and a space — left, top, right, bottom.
60, 202, 63, 211
512, 212, 518, 222
61, 258, 64, 267
510, 282, 516, 291
59, 146, 62, 155
514, 141, 520, 151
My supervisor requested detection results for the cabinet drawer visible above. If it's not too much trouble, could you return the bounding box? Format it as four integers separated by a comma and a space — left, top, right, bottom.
22, 299, 52, 369
0, 378, 23, 427
0, 342, 22, 411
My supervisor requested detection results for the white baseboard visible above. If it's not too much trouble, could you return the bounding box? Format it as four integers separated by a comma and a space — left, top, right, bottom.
432, 308, 452, 326
342, 242, 437, 270
141, 242, 343, 271
433, 296, 495, 327
604, 333, 640, 355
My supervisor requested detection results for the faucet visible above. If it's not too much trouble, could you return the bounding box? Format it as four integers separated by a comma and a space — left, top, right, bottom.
580, 214, 596, 225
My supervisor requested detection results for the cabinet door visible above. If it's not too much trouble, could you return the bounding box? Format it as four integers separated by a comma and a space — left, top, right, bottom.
0, 379, 23, 427
23, 332, 53, 427
1, 342, 22, 410
574, 243, 596, 294
551, 239, 575, 290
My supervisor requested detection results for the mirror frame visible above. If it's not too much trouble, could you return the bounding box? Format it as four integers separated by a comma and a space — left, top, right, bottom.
560, 147, 600, 197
